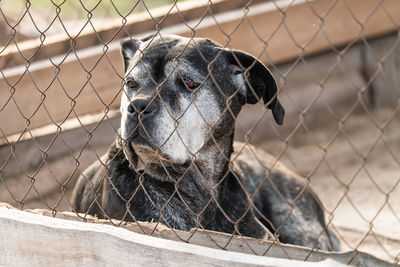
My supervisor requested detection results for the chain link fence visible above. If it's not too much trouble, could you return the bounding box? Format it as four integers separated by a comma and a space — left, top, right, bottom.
0, 0, 399, 265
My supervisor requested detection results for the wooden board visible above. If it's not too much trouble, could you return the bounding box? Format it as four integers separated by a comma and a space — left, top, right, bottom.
188, 0, 400, 64
1, 0, 399, 136
0, 204, 392, 266
0, 111, 120, 208
0, 0, 267, 69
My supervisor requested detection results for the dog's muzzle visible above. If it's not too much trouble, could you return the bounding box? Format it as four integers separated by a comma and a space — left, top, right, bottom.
121, 96, 159, 168
123, 96, 158, 139
127, 97, 158, 121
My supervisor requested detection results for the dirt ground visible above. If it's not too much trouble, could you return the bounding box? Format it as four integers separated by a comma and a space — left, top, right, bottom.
259, 107, 400, 263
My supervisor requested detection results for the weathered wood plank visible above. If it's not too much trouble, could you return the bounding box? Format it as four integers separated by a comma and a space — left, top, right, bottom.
0, 205, 351, 267
0, 204, 392, 266
188, 0, 400, 63
0, 111, 119, 208
0, 0, 267, 69
1, 0, 399, 136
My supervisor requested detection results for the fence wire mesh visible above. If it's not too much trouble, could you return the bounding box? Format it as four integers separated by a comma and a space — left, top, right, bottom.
0, 0, 400, 265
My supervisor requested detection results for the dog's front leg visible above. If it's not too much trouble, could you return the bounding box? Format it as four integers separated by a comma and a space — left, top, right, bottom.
214, 173, 276, 240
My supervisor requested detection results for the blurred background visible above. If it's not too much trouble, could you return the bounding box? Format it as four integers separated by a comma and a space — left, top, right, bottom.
0, 0, 399, 263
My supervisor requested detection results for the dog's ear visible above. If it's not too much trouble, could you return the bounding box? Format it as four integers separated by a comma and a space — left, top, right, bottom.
226, 49, 285, 125
121, 38, 141, 72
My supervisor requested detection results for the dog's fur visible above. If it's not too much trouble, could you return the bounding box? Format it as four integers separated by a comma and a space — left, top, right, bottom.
71, 34, 339, 250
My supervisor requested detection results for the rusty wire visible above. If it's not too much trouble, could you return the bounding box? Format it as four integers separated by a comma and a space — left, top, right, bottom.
0, 0, 399, 265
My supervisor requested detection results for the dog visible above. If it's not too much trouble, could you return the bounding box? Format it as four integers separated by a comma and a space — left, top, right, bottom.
71, 34, 340, 251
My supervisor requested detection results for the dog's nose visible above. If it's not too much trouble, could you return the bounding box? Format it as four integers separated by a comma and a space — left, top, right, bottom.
128, 97, 157, 117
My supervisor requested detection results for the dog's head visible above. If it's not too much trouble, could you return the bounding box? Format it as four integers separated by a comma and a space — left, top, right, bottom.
119, 34, 284, 179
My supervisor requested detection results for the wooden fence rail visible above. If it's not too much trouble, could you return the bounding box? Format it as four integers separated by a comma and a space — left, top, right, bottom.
0, 204, 392, 266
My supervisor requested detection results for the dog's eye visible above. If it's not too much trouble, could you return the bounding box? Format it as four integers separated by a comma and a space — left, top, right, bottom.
182, 77, 199, 90
127, 80, 139, 89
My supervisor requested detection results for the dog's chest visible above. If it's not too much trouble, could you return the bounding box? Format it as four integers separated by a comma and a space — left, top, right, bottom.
111, 170, 215, 231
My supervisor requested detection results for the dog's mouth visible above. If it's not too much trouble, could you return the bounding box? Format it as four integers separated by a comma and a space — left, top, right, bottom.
122, 138, 183, 170
133, 144, 173, 163
123, 140, 192, 182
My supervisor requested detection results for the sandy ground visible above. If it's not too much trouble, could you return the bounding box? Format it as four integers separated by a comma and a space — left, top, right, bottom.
259, 107, 400, 263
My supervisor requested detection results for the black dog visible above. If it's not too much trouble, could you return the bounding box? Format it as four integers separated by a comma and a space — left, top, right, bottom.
71, 34, 339, 250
